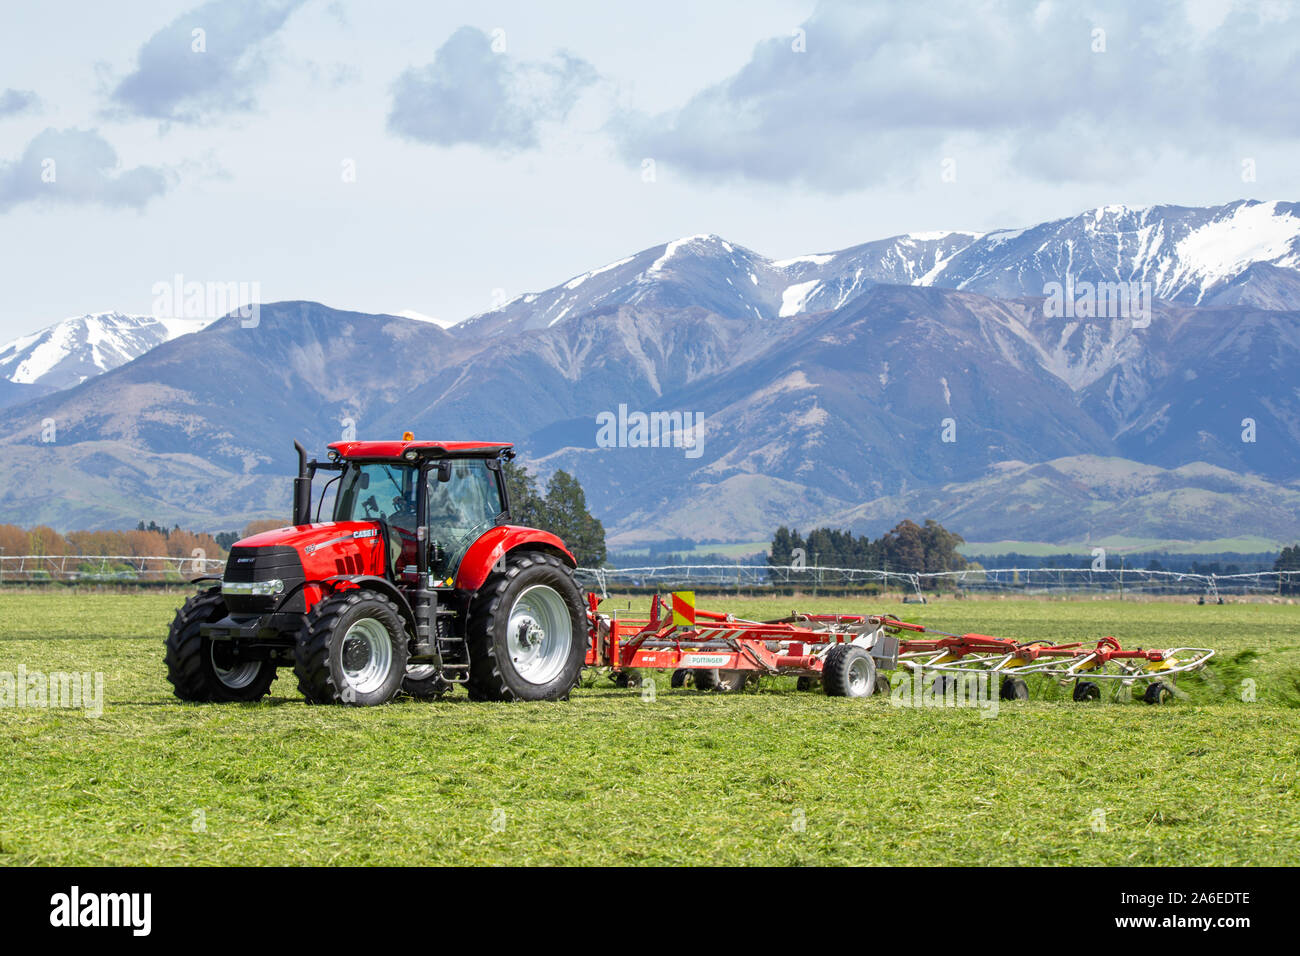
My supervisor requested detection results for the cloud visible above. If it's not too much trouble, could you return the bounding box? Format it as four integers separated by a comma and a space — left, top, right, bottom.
387, 26, 597, 152
109, 0, 306, 122
613, 0, 1300, 192
0, 128, 168, 213
0, 89, 40, 119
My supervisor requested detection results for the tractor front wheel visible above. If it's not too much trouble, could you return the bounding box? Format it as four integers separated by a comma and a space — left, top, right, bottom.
165, 588, 277, 702
465, 551, 587, 702
294, 590, 410, 705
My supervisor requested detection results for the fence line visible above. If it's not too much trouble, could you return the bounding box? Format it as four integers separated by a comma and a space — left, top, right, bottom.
577, 564, 1300, 598
2, 556, 1297, 597
0, 554, 224, 581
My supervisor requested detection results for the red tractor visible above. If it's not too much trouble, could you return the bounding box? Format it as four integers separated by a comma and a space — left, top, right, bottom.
165, 437, 588, 705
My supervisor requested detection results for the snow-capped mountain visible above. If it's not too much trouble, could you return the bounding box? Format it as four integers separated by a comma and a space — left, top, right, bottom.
458, 199, 1300, 336
0, 311, 214, 391
457, 234, 782, 335
927, 199, 1300, 305
10, 200, 1299, 395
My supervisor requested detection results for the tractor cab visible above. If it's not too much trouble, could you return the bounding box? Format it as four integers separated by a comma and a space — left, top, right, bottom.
328, 448, 507, 584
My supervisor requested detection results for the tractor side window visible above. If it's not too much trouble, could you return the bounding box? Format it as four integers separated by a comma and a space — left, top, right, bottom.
427, 460, 504, 531
426, 460, 506, 579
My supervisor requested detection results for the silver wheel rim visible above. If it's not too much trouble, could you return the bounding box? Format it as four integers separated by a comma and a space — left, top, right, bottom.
341, 617, 394, 695
847, 657, 872, 695
209, 643, 261, 690
507, 584, 573, 685
406, 664, 437, 680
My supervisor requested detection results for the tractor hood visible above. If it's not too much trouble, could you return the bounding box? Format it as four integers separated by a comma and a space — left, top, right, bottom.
231, 521, 390, 583
235, 521, 382, 552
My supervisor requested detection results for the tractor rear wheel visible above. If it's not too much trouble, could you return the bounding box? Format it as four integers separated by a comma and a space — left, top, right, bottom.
294, 590, 410, 705
822, 644, 876, 698
165, 588, 277, 702
694, 668, 751, 692
465, 551, 587, 702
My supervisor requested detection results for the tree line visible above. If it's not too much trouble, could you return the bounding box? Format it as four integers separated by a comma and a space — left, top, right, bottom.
768, 519, 969, 579
0, 523, 226, 565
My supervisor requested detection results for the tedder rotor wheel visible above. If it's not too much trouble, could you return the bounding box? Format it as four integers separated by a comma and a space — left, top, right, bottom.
165, 588, 277, 702
1000, 677, 1029, 701
821, 644, 876, 698
402, 664, 452, 700
670, 668, 690, 688
1072, 680, 1102, 702
694, 668, 751, 693
796, 675, 817, 692
465, 551, 587, 702
294, 589, 410, 705
873, 671, 891, 696
613, 669, 642, 688
1143, 681, 1174, 705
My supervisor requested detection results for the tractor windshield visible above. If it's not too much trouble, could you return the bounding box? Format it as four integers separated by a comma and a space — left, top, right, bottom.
333, 462, 419, 527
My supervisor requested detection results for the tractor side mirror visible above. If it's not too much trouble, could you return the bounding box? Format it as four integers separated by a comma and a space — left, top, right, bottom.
436, 461, 452, 483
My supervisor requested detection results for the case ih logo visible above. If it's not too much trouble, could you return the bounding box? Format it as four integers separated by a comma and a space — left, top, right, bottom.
306, 529, 377, 555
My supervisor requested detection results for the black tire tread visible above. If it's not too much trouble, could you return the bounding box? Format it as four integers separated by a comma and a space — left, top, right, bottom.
294, 589, 405, 705
164, 588, 276, 702
822, 644, 875, 697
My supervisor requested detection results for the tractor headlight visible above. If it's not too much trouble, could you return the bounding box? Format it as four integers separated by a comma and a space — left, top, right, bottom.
223, 579, 285, 597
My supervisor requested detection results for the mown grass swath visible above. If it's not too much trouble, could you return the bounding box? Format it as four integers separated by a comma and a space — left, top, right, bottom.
1, 591, 1297, 865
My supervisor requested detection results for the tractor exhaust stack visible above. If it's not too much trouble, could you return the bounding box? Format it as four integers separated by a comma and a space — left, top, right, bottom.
292, 439, 311, 526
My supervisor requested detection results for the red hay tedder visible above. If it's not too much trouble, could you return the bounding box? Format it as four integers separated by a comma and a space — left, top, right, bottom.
166, 437, 1213, 706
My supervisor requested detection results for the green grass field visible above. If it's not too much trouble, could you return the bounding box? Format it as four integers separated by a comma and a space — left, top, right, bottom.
1, 590, 1298, 866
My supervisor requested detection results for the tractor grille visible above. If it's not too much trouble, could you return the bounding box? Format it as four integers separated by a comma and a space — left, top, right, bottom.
222, 546, 306, 614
